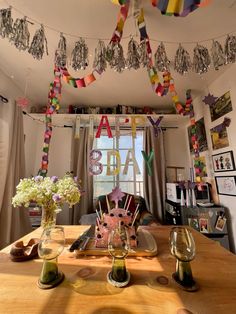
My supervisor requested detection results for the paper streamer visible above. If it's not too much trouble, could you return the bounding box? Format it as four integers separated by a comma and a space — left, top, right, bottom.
147, 116, 163, 137
106, 150, 121, 176
57, 1, 130, 90
123, 149, 140, 175
151, 0, 209, 17
38, 67, 62, 176
89, 149, 103, 175
142, 150, 154, 176
95, 115, 113, 138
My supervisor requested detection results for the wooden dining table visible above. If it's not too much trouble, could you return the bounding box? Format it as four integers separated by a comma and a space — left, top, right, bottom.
0, 225, 236, 314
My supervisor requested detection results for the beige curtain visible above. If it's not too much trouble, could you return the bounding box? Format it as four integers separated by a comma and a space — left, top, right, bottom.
71, 127, 94, 224
0, 101, 31, 249
144, 127, 166, 223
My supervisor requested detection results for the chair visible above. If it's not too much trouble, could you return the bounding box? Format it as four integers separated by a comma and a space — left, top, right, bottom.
79, 192, 157, 226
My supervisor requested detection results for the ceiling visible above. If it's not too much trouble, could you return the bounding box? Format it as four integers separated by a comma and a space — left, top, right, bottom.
1, 0, 236, 111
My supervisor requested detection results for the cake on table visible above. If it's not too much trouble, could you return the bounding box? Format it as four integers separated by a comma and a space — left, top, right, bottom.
95, 188, 139, 248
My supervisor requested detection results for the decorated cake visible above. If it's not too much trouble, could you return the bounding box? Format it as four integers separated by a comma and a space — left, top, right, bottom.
95, 188, 139, 248
95, 208, 137, 248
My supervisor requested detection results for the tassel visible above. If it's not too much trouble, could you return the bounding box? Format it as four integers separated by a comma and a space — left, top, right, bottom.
154, 42, 170, 72
71, 37, 89, 71
54, 33, 67, 68
0, 7, 13, 38
211, 40, 226, 70
28, 25, 48, 60
174, 44, 192, 75
106, 42, 126, 73
139, 39, 149, 68
93, 40, 107, 72
10, 16, 30, 51
192, 44, 211, 74
126, 37, 140, 70
225, 35, 236, 64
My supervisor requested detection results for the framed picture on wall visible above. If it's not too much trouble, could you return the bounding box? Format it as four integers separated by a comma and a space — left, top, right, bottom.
210, 123, 229, 150
210, 91, 233, 122
215, 176, 236, 196
212, 151, 235, 172
188, 117, 208, 154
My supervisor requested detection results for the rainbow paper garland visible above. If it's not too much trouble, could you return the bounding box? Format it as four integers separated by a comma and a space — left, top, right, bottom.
59, 0, 130, 89
38, 68, 62, 176
151, 0, 209, 17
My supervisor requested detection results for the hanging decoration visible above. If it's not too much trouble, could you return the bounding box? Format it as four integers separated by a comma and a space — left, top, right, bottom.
89, 150, 103, 176
9, 16, 30, 51
142, 150, 154, 176
93, 40, 107, 72
0, 7, 13, 38
151, 0, 210, 17
154, 42, 170, 72
225, 35, 236, 64
28, 24, 48, 60
174, 44, 192, 75
107, 42, 126, 72
202, 93, 217, 106
71, 38, 89, 71
107, 150, 121, 176
192, 44, 211, 74
54, 33, 67, 68
147, 116, 163, 137
16, 68, 31, 108
38, 68, 62, 176
139, 39, 150, 68
126, 37, 140, 70
211, 40, 226, 70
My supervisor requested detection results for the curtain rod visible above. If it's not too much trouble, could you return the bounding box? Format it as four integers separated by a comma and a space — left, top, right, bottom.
0, 94, 8, 103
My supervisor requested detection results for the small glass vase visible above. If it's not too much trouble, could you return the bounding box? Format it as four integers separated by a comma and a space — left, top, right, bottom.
41, 208, 57, 229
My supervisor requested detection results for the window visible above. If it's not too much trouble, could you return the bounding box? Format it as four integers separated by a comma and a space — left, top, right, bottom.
93, 129, 144, 198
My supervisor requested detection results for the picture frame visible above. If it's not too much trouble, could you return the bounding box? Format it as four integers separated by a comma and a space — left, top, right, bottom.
212, 150, 235, 172
210, 123, 229, 150
215, 216, 227, 232
215, 176, 236, 196
199, 218, 209, 233
188, 117, 208, 154
210, 91, 233, 122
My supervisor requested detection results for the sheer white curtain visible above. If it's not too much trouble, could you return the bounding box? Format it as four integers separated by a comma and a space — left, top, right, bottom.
0, 101, 31, 249
143, 127, 166, 223
71, 127, 94, 224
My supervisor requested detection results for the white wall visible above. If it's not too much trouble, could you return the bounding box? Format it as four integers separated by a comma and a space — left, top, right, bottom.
192, 64, 236, 252
24, 115, 73, 177
0, 69, 23, 100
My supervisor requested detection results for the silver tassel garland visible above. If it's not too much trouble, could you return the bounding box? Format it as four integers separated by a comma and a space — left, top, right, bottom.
106, 42, 125, 73
54, 33, 67, 68
93, 40, 107, 72
154, 42, 170, 72
28, 25, 48, 60
193, 44, 211, 74
0, 7, 13, 38
126, 37, 140, 70
174, 44, 192, 75
71, 38, 89, 71
225, 35, 236, 64
9, 17, 30, 51
139, 39, 149, 68
211, 40, 226, 70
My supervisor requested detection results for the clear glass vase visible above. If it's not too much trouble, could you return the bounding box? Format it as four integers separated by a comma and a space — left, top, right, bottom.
41, 208, 57, 229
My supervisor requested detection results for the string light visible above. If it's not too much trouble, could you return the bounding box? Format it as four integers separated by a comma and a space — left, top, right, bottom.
22, 111, 73, 128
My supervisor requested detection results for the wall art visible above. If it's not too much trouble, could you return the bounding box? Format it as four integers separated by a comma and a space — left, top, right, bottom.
188, 117, 208, 154
212, 150, 235, 172
215, 176, 236, 196
210, 123, 229, 150
210, 91, 232, 122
